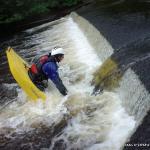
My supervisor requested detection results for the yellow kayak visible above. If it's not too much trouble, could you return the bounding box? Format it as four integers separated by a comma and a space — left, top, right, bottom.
6, 47, 46, 101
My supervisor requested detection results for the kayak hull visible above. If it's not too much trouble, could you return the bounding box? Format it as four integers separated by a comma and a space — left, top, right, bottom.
6, 47, 46, 101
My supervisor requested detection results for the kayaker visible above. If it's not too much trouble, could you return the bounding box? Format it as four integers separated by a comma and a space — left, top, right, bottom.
28, 47, 68, 96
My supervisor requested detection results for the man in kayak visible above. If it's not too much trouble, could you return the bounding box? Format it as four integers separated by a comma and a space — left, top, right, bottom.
28, 47, 68, 96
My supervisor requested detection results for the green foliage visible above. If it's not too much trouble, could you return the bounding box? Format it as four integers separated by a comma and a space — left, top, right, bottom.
4, 14, 23, 23
63, 0, 80, 6
29, 3, 49, 15
47, 0, 60, 8
0, 0, 81, 24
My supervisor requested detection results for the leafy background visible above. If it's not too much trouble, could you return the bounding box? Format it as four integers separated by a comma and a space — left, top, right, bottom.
0, 0, 81, 23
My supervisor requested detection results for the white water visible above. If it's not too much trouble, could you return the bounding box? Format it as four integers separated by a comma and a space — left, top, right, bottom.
0, 15, 135, 150
117, 69, 150, 123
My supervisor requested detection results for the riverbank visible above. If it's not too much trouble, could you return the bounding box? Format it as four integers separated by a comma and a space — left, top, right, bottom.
0, 0, 93, 41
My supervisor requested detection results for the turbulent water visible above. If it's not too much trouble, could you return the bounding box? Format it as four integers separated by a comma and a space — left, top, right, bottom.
1, 1, 150, 149
0, 11, 149, 150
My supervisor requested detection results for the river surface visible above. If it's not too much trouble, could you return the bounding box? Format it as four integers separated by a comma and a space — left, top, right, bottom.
0, 1, 150, 150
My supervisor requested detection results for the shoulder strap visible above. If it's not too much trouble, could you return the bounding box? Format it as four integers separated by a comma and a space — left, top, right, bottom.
39, 55, 49, 64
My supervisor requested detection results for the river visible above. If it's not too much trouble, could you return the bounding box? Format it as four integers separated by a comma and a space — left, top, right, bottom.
0, 1, 150, 150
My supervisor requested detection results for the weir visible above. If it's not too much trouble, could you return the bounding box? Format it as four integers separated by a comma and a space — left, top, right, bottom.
71, 12, 150, 148
72, 12, 150, 122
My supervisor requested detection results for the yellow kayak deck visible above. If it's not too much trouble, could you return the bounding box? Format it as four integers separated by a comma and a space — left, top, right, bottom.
6, 47, 46, 101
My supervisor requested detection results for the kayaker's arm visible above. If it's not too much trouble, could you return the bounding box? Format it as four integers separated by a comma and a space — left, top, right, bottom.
43, 63, 68, 96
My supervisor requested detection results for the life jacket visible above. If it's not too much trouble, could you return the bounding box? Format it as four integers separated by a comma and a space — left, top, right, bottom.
30, 55, 49, 81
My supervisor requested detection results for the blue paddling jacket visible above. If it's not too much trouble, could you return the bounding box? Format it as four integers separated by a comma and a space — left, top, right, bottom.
42, 58, 67, 96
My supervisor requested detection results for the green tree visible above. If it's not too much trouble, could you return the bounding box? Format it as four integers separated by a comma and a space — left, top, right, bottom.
0, 0, 81, 24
